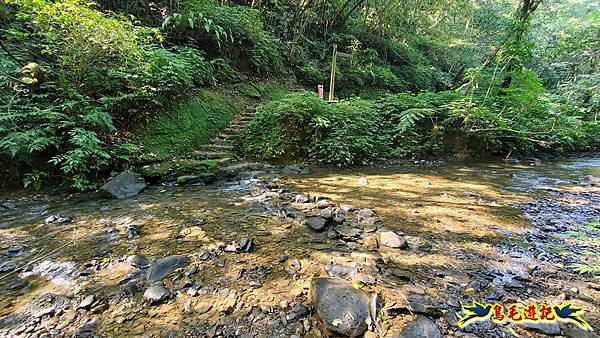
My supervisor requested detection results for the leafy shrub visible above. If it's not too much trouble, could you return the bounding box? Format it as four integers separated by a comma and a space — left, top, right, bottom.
296, 61, 326, 85
243, 92, 388, 165
1, 0, 217, 189
165, 1, 282, 75
241, 92, 327, 161
311, 100, 387, 165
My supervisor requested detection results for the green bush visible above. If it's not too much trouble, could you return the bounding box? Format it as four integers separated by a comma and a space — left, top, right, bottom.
243, 92, 387, 165
0, 0, 216, 189
165, 1, 282, 75
311, 100, 387, 165
241, 92, 326, 161
296, 61, 326, 85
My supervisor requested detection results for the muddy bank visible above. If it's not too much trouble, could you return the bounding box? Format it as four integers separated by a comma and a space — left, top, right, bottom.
0, 159, 599, 337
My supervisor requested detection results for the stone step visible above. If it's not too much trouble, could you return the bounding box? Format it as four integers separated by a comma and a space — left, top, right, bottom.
194, 150, 232, 159
200, 144, 234, 152
214, 139, 234, 146
223, 127, 243, 134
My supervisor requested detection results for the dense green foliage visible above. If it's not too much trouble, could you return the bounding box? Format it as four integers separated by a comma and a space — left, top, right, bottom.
1, 0, 598, 189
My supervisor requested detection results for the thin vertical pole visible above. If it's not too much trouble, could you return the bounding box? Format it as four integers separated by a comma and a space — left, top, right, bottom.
329, 44, 337, 102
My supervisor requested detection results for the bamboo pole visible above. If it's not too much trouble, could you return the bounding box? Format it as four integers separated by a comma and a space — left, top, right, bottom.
329, 44, 337, 102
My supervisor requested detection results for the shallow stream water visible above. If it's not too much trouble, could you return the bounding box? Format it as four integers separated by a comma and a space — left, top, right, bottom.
0, 159, 599, 337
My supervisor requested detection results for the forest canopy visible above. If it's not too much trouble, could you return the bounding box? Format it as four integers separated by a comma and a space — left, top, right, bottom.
0, 0, 598, 189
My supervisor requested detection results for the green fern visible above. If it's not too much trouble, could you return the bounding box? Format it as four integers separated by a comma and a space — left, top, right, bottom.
571, 255, 600, 278
394, 108, 434, 133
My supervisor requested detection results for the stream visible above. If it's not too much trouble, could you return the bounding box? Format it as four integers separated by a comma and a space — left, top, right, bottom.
0, 159, 599, 338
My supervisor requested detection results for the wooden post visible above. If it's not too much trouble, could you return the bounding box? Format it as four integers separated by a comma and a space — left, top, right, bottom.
329, 44, 337, 102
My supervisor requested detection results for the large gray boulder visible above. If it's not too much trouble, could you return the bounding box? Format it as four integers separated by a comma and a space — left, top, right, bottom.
304, 216, 328, 231
100, 172, 147, 199
311, 277, 370, 337
379, 231, 408, 249
146, 255, 190, 283
144, 282, 169, 304
393, 315, 442, 338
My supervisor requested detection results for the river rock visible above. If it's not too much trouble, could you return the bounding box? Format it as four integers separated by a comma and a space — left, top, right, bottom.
44, 214, 73, 224
2, 201, 17, 209
304, 216, 328, 231
176, 175, 203, 185
144, 282, 168, 303
9, 278, 29, 290
311, 277, 370, 337
320, 208, 334, 220
393, 315, 442, 338
126, 255, 150, 268
287, 303, 310, 321
77, 294, 95, 310
518, 321, 561, 335
101, 172, 147, 199
223, 237, 253, 253
357, 209, 376, 220
324, 263, 357, 279
146, 255, 190, 283
295, 194, 310, 203
379, 231, 407, 249
0, 261, 17, 273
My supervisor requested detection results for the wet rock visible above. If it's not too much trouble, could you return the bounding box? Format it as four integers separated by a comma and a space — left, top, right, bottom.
295, 194, 310, 203
77, 295, 95, 310
1, 201, 17, 209
324, 263, 357, 279
340, 204, 358, 212
287, 304, 310, 321
0, 261, 16, 273
304, 216, 328, 231
34, 306, 56, 318
518, 321, 561, 335
6, 245, 23, 257
404, 284, 425, 295
191, 217, 206, 226
44, 214, 73, 224
177, 175, 203, 185
126, 255, 150, 268
311, 277, 370, 337
9, 278, 29, 290
224, 237, 253, 253
100, 172, 147, 199
407, 298, 439, 316
144, 282, 169, 304
392, 315, 442, 338
316, 200, 331, 208
74, 319, 99, 337
21, 260, 79, 285
379, 231, 407, 249
335, 225, 363, 239
364, 236, 378, 251
146, 255, 190, 283
357, 209, 376, 220
126, 224, 140, 239
320, 208, 334, 221
563, 326, 600, 338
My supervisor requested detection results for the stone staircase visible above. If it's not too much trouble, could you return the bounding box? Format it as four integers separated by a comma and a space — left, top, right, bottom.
194, 106, 257, 162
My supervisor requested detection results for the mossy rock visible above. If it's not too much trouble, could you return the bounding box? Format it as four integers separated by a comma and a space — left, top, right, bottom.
135, 162, 177, 181
239, 83, 262, 99
176, 172, 217, 185
199, 160, 221, 170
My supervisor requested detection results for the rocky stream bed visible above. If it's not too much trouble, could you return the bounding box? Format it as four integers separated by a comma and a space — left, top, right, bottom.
0, 159, 599, 337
